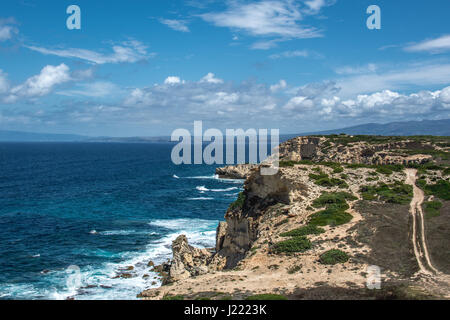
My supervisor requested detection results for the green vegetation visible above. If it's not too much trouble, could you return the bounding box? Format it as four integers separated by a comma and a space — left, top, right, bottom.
423, 201, 443, 219
312, 192, 357, 209
228, 192, 246, 210
360, 181, 413, 204
307, 191, 356, 227
309, 209, 353, 227
245, 294, 288, 301
309, 171, 348, 188
162, 295, 184, 300
271, 236, 312, 254
280, 225, 325, 237
319, 249, 349, 265
423, 180, 450, 200
287, 265, 302, 274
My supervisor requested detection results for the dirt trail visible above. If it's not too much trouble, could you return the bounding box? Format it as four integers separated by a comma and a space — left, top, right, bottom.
404, 169, 439, 275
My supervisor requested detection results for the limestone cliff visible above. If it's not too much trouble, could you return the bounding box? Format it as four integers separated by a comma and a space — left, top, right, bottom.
141, 135, 450, 300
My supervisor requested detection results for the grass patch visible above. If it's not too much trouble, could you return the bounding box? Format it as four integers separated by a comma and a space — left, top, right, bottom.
420, 179, 450, 200
360, 182, 413, 204
287, 265, 302, 274
271, 236, 312, 254
309, 208, 353, 227
423, 200, 443, 219
319, 249, 349, 265
280, 225, 325, 237
245, 294, 288, 300
312, 192, 357, 209
162, 295, 184, 300
228, 192, 246, 210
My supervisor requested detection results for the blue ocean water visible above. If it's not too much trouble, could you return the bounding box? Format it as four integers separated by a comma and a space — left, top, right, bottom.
0, 143, 243, 300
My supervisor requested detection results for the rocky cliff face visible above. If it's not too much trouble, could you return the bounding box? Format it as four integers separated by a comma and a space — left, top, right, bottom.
142, 135, 450, 299
279, 136, 434, 165
215, 164, 258, 179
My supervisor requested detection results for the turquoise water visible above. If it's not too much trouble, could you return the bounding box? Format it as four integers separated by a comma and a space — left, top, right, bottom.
0, 143, 243, 300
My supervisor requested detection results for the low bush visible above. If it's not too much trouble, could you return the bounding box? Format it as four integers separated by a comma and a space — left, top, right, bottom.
360, 182, 413, 204
271, 236, 312, 254
309, 208, 353, 226
319, 249, 349, 265
424, 200, 443, 219
280, 225, 325, 237
228, 192, 246, 210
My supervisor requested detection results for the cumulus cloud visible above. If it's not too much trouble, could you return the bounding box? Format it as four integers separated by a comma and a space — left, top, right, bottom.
160, 19, 190, 32
164, 76, 184, 85
200, 73, 224, 84
200, 0, 331, 49
25, 40, 153, 65
283, 80, 450, 121
405, 35, 450, 53
3, 64, 71, 103
270, 79, 287, 92
269, 50, 310, 59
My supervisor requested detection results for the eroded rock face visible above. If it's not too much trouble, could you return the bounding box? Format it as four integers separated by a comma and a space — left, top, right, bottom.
278, 136, 433, 165
166, 235, 212, 283
215, 167, 308, 268
215, 164, 258, 179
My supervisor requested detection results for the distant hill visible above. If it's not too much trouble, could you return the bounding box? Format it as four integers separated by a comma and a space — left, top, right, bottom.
0, 130, 87, 142
300, 119, 450, 137
1, 119, 449, 142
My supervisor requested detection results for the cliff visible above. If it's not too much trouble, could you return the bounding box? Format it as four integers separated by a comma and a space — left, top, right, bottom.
140, 135, 450, 300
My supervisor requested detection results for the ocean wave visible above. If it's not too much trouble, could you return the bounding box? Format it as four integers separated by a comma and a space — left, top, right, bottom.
187, 197, 214, 200
196, 186, 239, 192
172, 174, 179, 179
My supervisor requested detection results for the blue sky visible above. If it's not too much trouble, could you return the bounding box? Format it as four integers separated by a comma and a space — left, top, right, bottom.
0, 0, 449, 136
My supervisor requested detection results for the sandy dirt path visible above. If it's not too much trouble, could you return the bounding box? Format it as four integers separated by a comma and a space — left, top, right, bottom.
404, 169, 439, 275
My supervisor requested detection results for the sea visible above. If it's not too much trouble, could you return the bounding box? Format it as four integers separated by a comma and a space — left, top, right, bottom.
0, 143, 245, 300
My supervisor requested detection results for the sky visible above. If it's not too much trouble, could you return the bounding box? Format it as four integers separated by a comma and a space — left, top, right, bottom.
0, 0, 449, 136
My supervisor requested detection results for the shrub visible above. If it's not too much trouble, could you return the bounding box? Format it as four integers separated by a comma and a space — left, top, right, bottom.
443, 168, 450, 176
424, 201, 442, 219
422, 180, 450, 200
376, 166, 393, 175
309, 208, 353, 226
360, 182, 413, 204
271, 236, 312, 254
245, 294, 288, 300
229, 192, 246, 210
162, 295, 184, 300
319, 249, 349, 265
312, 192, 357, 209
280, 225, 325, 237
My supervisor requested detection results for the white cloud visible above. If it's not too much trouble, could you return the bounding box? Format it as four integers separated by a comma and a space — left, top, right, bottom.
405, 35, 450, 53
270, 79, 287, 92
200, 73, 224, 84
0, 25, 17, 41
164, 76, 184, 85
25, 40, 153, 65
57, 81, 119, 98
334, 63, 378, 75
0, 70, 10, 94
335, 62, 450, 97
269, 50, 310, 59
5, 64, 71, 103
160, 19, 190, 32
0, 18, 18, 41
200, 0, 322, 39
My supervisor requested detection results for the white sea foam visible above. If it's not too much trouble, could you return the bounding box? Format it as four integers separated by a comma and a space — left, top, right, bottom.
173, 174, 179, 179
196, 186, 209, 192
187, 197, 214, 200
